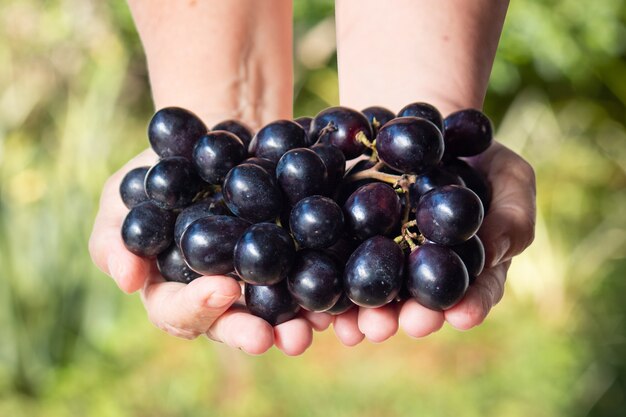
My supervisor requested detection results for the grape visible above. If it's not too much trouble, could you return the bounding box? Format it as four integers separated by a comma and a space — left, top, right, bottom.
248, 120, 307, 163
233, 223, 295, 285
376, 117, 444, 174
344, 236, 404, 308
245, 280, 300, 326
323, 237, 359, 268
145, 157, 204, 210
121, 201, 176, 257
157, 244, 201, 283
192, 131, 246, 184
444, 158, 492, 212
416, 185, 484, 245
406, 243, 469, 310
222, 163, 283, 223
148, 107, 207, 159
409, 166, 465, 206
212, 119, 254, 150
343, 182, 401, 240
289, 195, 344, 249
242, 157, 276, 176
287, 250, 342, 312
361, 106, 395, 136
275, 148, 327, 207
310, 106, 373, 160
450, 235, 485, 283
179, 215, 249, 275
397, 102, 444, 132
294, 116, 315, 146
443, 109, 493, 157
174, 197, 230, 247
335, 159, 378, 205
119, 166, 149, 209
325, 292, 355, 315
311, 144, 346, 196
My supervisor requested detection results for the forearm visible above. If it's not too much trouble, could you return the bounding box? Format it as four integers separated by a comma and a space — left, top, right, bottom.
335, 0, 509, 115
128, 0, 293, 129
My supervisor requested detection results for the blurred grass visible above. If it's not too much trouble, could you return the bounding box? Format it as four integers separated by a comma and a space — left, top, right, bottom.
0, 0, 625, 416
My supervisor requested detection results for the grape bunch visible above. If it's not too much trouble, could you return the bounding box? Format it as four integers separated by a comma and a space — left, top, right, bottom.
120, 103, 493, 327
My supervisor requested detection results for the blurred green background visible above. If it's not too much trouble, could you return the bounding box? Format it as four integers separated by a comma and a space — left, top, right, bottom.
1, 0, 625, 416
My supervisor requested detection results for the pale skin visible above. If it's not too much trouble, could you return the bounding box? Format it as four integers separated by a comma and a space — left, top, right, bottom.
89, 0, 536, 354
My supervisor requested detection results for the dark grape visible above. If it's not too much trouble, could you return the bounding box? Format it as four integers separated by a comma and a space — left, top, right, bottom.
242, 157, 276, 176
450, 235, 485, 281
275, 148, 327, 207
344, 236, 404, 308
119, 166, 149, 209
121, 201, 176, 257
323, 237, 359, 268
343, 182, 401, 240
287, 250, 342, 312
406, 244, 469, 311
192, 131, 246, 184
409, 166, 465, 206
397, 102, 444, 132
212, 119, 254, 150
233, 223, 296, 285
289, 195, 344, 249
311, 144, 346, 196
310, 106, 373, 160
325, 292, 355, 315
361, 106, 395, 136
416, 185, 484, 245
222, 164, 282, 223
180, 215, 249, 275
294, 116, 315, 146
245, 280, 300, 326
148, 107, 207, 159
157, 244, 201, 283
145, 157, 204, 210
444, 158, 492, 212
376, 117, 444, 174
334, 159, 378, 205
174, 197, 230, 247
443, 109, 493, 157
248, 120, 307, 163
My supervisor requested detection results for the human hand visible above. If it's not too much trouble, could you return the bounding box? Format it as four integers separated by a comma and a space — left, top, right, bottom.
332, 142, 537, 345
89, 149, 331, 355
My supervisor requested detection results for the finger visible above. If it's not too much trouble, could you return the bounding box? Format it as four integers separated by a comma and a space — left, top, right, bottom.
399, 299, 445, 338
333, 307, 365, 347
301, 310, 334, 331
274, 317, 313, 356
444, 260, 510, 330
141, 272, 242, 339
206, 308, 274, 355
357, 304, 399, 343
469, 143, 536, 267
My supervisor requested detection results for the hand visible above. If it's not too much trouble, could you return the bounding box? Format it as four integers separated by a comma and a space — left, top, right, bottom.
89, 149, 331, 355
332, 142, 537, 345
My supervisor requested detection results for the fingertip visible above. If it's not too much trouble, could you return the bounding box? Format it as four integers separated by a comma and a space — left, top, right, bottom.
399, 299, 445, 338
333, 309, 365, 347
444, 290, 488, 331
108, 252, 150, 294
301, 311, 334, 331
274, 318, 313, 356
240, 320, 275, 355
357, 306, 399, 343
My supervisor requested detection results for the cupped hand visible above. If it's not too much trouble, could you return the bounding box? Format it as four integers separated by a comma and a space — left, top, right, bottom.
89, 149, 330, 355
332, 142, 536, 345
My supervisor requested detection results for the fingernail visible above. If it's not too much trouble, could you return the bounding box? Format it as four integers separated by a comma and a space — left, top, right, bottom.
207, 292, 237, 309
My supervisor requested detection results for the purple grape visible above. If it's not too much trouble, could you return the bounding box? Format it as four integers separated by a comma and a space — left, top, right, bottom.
174, 197, 230, 247
325, 292, 355, 315
344, 236, 404, 308
443, 109, 493, 157
343, 182, 401, 240
242, 157, 276, 176
376, 117, 444, 174
233, 223, 295, 285
119, 166, 149, 209
416, 185, 484, 245
310, 106, 373, 160
361, 106, 395, 136
276, 148, 327, 207
222, 164, 282, 223
444, 158, 492, 212
148, 107, 207, 159
121, 201, 176, 257
157, 244, 201, 283
144, 157, 204, 210
212, 119, 254, 150
192, 131, 246, 184
311, 144, 346, 196
397, 102, 443, 132
406, 243, 469, 311
287, 250, 342, 312
450, 235, 485, 283
245, 280, 300, 326
249, 120, 307, 163
289, 195, 344, 249
294, 116, 315, 146
409, 166, 465, 206
179, 215, 249, 275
